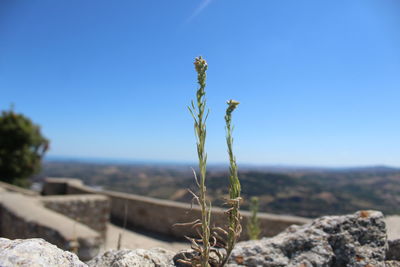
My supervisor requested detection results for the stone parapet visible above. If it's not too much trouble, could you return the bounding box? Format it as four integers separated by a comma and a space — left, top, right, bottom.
42, 177, 84, 195
41, 194, 109, 238
104, 189, 310, 240
43, 178, 311, 240
0, 181, 38, 196
0, 191, 102, 261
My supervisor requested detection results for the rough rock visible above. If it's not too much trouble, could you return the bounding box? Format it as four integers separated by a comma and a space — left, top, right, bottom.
87, 248, 175, 267
227, 210, 387, 267
0, 238, 87, 267
387, 239, 400, 261
386, 261, 400, 267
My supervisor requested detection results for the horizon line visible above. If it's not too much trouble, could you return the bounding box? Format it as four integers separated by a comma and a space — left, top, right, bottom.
44, 155, 400, 170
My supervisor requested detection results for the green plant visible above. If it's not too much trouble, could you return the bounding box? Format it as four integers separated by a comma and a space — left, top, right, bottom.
0, 107, 49, 186
186, 56, 212, 267
221, 99, 242, 266
247, 196, 261, 240
178, 57, 242, 267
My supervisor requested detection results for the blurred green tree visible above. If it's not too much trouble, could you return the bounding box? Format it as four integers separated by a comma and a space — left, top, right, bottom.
247, 196, 261, 240
0, 108, 49, 187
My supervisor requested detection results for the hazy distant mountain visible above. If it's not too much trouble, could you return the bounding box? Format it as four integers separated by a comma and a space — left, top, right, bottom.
36, 160, 400, 218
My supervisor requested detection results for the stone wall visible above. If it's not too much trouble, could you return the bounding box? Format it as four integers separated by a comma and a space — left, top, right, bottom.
42, 178, 83, 195
104, 190, 310, 240
0, 190, 102, 261
42, 194, 109, 238
0, 181, 38, 196
43, 178, 311, 240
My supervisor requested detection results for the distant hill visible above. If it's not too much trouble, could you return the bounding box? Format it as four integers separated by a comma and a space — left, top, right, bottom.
36, 160, 400, 218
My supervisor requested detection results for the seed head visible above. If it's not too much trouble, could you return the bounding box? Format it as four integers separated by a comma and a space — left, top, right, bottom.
226, 99, 240, 115
194, 56, 208, 73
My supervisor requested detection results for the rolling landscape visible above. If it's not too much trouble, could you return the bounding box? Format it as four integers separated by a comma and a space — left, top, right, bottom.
35, 160, 400, 218
2, 1, 400, 266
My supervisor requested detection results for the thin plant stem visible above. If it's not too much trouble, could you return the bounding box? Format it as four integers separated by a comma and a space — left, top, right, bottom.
189, 56, 211, 267
221, 99, 241, 266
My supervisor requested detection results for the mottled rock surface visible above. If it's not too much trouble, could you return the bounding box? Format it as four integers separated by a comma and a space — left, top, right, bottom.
388, 239, 400, 261
0, 238, 87, 267
2, 211, 399, 267
87, 248, 175, 267
386, 261, 400, 267
227, 210, 387, 267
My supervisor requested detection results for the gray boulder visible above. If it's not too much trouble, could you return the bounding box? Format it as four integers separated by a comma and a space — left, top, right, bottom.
387, 239, 400, 261
0, 238, 87, 267
386, 261, 400, 267
87, 248, 175, 267
227, 210, 387, 267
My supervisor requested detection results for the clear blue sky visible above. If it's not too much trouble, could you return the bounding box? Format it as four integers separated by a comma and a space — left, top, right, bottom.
1, 0, 399, 167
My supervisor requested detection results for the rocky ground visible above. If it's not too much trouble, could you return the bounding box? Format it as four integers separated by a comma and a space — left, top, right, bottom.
1, 211, 399, 267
